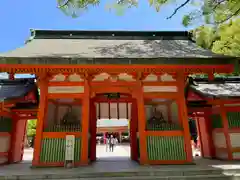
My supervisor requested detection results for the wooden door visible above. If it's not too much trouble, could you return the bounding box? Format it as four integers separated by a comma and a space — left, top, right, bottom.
12, 119, 27, 163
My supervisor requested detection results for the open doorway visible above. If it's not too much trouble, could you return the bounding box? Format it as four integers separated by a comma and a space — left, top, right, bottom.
22, 119, 36, 163
89, 93, 138, 162
188, 117, 202, 158
96, 119, 130, 161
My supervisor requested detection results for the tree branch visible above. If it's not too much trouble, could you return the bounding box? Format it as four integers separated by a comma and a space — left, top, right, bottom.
212, 0, 226, 10
216, 7, 240, 24
167, 0, 191, 19
58, 0, 70, 8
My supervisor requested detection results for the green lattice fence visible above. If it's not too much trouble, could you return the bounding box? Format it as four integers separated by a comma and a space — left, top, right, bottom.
40, 138, 81, 163
227, 112, 240, 128
146, 136, 186, 160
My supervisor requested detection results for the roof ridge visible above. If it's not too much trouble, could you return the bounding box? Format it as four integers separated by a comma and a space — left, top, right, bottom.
30, 29, 190, 40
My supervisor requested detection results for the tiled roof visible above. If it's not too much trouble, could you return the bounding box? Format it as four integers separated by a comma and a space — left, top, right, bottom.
0, 30, 235, 65
0, 78, 36, 102
189, 77, 240, 98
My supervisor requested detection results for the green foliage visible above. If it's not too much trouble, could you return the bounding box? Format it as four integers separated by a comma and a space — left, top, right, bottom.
56, 0, 240, 27
212, 19, 240, 56
57, 0, 100, 18
27, 120, 37, 137
192, 18, 240, 57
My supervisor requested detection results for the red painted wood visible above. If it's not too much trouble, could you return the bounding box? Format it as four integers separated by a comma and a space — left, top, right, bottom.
89, 100, 97, 161
11, 119, 27, 163
187, 90, 204, 101
130, 99, 138, 161
93, 97, 133, 103
198, 116, 215, 158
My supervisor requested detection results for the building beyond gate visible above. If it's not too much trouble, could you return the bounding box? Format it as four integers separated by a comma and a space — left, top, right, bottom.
0, 30, 238, 166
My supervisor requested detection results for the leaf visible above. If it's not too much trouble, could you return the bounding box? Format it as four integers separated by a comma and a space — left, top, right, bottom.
182, 15, 191, 27
149, 0, 154, 6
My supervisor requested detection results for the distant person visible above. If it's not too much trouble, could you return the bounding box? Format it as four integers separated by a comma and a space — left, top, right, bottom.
105, 137, 110, 152
109, 135, 118, 152
30, 135, 35, 148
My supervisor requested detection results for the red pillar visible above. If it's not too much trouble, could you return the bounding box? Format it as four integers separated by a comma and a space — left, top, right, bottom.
130, 99, 138, 161
90, 100, 97, 161
9, 115, 17, 163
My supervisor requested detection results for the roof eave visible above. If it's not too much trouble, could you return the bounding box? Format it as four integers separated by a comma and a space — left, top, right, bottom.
0, 56, 236, 65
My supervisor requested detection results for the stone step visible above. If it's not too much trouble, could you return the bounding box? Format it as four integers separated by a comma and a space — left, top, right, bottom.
2, 169, 240, 180
59, 175, 236, 180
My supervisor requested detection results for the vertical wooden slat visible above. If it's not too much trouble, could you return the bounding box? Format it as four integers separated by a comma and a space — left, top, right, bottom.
147, 136, 186, 161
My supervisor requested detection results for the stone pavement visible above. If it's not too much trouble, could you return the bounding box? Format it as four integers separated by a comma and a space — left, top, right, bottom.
96, 144, 130, 161
0, 145, 240, 178
22, 148, 33, 162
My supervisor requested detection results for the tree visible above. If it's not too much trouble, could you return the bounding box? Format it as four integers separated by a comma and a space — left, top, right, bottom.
57, 0, 240, 26
192, 18, 240, 57
27, 120, 37, 137
211, 18, 240, 56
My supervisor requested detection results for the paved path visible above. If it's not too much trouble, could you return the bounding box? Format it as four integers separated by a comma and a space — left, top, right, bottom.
1, 144, 237, 177
22, 148, 33, 162
96, 145, 130, 161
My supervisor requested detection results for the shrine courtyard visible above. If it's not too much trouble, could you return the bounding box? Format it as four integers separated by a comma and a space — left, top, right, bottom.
1, 145, 240, 180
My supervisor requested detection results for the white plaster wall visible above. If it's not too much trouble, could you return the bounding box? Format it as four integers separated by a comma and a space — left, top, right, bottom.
48, 86, 84, 93
230, 133, 240, 147
215, 150, 228, 159
143, 86, 177, 92
213, 132, 226, 148
0, 136, 10, 152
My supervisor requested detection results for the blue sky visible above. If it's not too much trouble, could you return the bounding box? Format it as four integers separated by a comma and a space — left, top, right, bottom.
0, 0, 197, 53
0, 0, 196, 78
